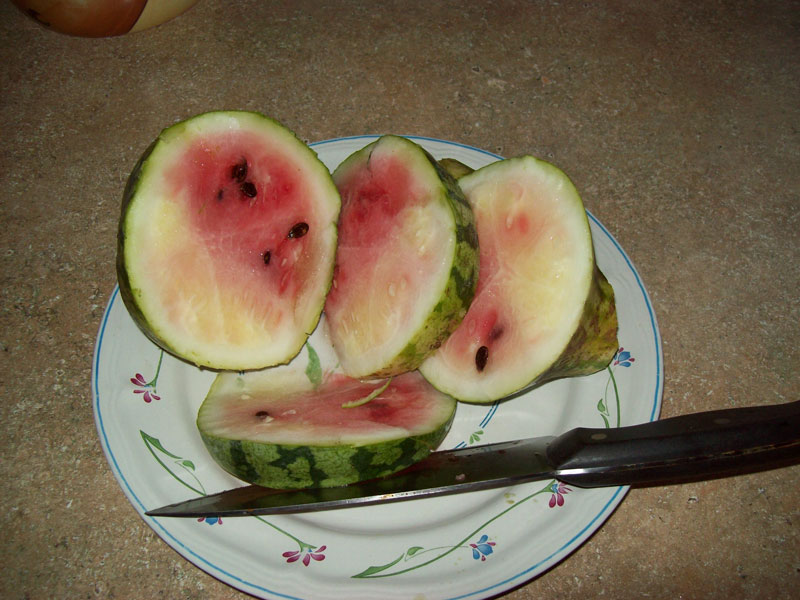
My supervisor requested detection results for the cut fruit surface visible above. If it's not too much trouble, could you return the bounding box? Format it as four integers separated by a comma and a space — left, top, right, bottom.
419, 156, 618, 403
197, 368, 456, 489
116, 111, 340, 370
324, 135, 479, 378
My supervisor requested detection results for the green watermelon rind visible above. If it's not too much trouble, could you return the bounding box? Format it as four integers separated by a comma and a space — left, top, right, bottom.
117, 139, 164, 357
116, 110, 340, 370
539, 265, 618, 383
329, 136, 479, 378
199, 422, 452, 489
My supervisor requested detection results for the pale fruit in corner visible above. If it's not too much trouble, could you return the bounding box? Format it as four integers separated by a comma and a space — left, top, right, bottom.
11, 0, 200, 37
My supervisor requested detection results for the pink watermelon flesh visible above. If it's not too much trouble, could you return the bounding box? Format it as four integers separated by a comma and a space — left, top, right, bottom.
204, 371, 454, 446
329, 147, 431, 329
167, 132, 319, 304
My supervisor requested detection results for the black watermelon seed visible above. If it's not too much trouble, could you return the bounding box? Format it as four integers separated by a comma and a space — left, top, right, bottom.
255, 410, 270, 420
240, 181, 257, 198
216, 189, 224, 201
262, 250, 271, 265
231, 160, 248, 183
475, 345, 489, 372
287, 222, 309, 238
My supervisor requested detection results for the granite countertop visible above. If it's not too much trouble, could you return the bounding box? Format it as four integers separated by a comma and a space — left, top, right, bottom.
2, 1, 798, 598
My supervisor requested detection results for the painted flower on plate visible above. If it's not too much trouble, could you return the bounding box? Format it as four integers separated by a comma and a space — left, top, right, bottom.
469, 535, 496, 561
283, 546, 326, 566
131, 373, 160, 402
548, 482, 571, 508
613, 347, 635, 368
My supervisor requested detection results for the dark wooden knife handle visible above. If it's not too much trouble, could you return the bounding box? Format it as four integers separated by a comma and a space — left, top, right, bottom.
546, 400, 800, 487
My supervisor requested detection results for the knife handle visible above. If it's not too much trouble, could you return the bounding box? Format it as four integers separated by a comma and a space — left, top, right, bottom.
546, 400, 800, 488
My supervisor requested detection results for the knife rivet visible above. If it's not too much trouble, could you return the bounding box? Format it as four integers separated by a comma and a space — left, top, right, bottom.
590, 432, 607, 441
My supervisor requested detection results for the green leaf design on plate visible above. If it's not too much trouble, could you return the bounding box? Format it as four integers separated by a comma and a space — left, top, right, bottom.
468, 429, 484, 445
141, 431, 322, 555
352, 553, 405, 577
140, 431, 205, 496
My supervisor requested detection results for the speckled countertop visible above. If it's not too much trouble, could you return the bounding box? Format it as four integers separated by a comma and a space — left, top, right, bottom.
1, 1, 798, 599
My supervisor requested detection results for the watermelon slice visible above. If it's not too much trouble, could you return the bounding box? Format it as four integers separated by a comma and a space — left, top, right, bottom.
324, 135, 479, 378
197, 368, 456, 489
116, 111, 340, 370
419, 156, 618, 403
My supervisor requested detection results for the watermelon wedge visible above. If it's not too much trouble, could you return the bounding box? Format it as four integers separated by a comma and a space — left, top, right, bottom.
419, 156, 618, 403
197, 367, 456, 489
116, 111, 340, 370
324, 135, 479, 378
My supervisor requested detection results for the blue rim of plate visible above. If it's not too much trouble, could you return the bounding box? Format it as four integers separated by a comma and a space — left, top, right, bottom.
93, 135, 663, 600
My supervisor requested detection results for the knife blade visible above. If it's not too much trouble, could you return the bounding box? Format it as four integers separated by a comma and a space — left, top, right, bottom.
146, 399, 800, 518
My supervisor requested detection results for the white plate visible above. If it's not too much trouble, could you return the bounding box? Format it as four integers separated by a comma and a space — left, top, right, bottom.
93, 136, 662, 600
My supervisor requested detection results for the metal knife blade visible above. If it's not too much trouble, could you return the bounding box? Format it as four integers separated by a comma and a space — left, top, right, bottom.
146, 399, 800, 518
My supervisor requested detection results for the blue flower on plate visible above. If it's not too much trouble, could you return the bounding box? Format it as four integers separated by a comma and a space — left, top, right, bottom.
197, 516, 222, 525
613, 347, 635, 368
469, 534, 496, 561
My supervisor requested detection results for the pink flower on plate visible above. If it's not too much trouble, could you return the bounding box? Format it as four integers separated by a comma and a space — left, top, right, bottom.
548, 482, 571, 508
283, 545, 327, 566
131, 373, 160, 403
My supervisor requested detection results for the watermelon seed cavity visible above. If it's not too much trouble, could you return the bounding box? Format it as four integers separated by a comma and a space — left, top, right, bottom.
240, 181, 257, 198
489, 325, 504, 341
231, 160, 248, 183
254, 410, 272, 422
475, 345, 489, 372
262, 250, 271, 265
287, 222, 309, 238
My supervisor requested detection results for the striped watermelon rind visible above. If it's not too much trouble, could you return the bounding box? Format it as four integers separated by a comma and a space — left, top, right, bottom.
199, 423, 450, 490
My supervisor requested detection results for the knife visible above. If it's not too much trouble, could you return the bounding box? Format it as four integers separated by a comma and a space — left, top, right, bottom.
146, 399, 800, 518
